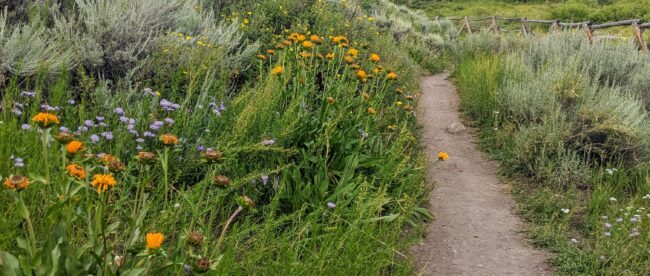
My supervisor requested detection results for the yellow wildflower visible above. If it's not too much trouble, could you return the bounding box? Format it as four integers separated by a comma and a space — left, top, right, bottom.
90, 174, 116, 193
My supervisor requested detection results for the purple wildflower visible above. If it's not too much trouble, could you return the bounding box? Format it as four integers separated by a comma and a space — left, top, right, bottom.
164, 118, 175, 125
160, 99, 179, 112
90, 134, 100, 143
21, 124, 31, 130
13, 157, 24, 168
261, 139, 276, 146
129, 129, 138, 135
99, 122, 108, 127
150, 121, 164, 131
144, 131, 155, 138
84, 120, 94, 127
59, 126, 69, 133
96, 116, 105, 122
67, 99, 76, 105
101, 131, 114, 140
197, 145, 204, 151
114, 107, 124, 115
119, 116, 129, 123
261, 175, 269, 186
327, 202, 336, 209
136, 138, 145, 143
20, 91, 36, 98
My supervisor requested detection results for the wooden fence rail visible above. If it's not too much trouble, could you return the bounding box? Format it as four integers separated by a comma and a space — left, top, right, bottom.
437, 16, 648, 51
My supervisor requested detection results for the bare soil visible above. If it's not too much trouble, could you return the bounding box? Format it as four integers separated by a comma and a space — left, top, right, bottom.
411, 74, 551, 275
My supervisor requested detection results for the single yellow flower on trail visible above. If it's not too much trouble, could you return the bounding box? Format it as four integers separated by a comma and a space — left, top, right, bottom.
438, 151, 449, 161
3, 175, 29, 191
91, 174, 116, 193
32, 112, 60, 128
66, 140, 84, 154
146, 232, 164, 249
66, 164, 86, 179
271, 66, 284, 75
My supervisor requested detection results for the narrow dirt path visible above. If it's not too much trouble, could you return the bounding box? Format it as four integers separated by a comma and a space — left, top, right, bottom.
411, 74, 550, 275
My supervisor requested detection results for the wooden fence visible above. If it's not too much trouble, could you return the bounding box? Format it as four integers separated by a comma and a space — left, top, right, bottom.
436, 16, 649, 51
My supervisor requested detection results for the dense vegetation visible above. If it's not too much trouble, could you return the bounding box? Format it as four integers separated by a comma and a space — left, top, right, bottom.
451, 33, 649, 274
0, 0, 454, 274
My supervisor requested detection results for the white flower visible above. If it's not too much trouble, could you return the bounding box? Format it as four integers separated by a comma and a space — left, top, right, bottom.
174, 203, 180, 209
605, 168, 614, 175
561, 208, 570, 214
609, 197, 617, 202
642, 194, 650, 200
571, 238, 578, 243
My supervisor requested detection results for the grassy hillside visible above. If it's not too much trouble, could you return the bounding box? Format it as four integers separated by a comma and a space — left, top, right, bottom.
396, 0, 650, 22
0, 0, 454, 274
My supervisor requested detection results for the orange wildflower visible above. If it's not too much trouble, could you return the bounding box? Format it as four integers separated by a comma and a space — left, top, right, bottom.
32, 112, 60, 128
370, 53, 380, 62
367, 107, 377, 115
325, 53, 335, 60
3, 175, 29, 191
386, 72, 398, 80
146, 232, 164, 249
347, 48, 359, 57
90, 174, 116, 193
66, 140, 84, 154
301, 41, 313, 48
271, 66, 284, 75
438, 151, 449, 161
66, 164, 86, 179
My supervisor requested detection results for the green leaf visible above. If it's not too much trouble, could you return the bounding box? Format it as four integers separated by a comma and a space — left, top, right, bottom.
365, 213, 399, 223
121, 267, 146, 276
0, 251, 22, 276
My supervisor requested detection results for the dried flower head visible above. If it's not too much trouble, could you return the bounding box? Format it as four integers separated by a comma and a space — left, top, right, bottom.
200, 148, 223, 163
55, 132, 75, 144
32, 112, 60, 128
108, 160, 126, 173
137, 151, 157, 164
3, 175, 29, 191
196, 257, 211, 272
237, 195, 255, 209
66, 164, 86, 179
213, 175, 231, 187
91, 174, 116, 193
160, 134, 179, 146
187, 231, 204, 246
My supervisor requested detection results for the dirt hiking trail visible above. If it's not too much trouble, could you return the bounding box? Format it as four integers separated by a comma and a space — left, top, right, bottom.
411, 74, 551, 275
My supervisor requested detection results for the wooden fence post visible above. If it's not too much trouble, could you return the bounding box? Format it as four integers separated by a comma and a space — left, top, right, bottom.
521, 18, 530, 37
551, 21, 561, 34
464, 17, 473, 34
583, 23, 594, 44
489, 16, 499, 34
632, 22, 648, 51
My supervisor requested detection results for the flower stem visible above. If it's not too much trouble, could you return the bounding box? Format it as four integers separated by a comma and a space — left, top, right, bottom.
161, 147, 170, 209
41, 129, 50, 186
214, 206, 243, 255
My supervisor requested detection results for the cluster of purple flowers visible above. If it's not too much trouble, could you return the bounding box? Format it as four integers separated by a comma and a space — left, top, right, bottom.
10, 156, 24, 168
160, 99, 180, 112
209, 101, 226, 116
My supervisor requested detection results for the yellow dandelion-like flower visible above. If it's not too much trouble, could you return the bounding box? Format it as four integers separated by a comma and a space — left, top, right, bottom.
348, 48, 359, 57
370, 53, 380, 62
90, 174, 116, 193
32, 112, 60, 128
302, 41, 313, 48
271, 66, 284, 75
438, 151, 449, 161
386, 72, 398, 80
